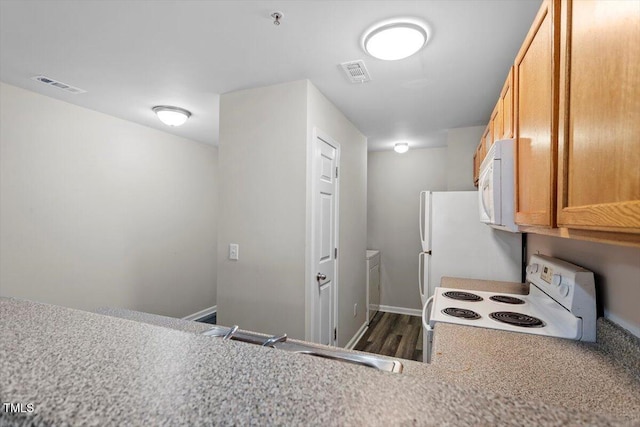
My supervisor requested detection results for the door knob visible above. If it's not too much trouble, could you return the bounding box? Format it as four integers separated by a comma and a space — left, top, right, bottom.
317, 273, 327, 281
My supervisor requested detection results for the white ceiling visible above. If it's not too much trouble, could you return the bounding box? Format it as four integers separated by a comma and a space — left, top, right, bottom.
0, 0, 541, 151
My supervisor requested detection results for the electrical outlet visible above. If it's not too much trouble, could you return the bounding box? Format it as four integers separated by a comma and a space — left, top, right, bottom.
229, 244, 239, 260
353, 303, 358, 317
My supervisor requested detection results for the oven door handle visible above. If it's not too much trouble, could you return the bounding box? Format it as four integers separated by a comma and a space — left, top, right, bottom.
421, 296, 435, 364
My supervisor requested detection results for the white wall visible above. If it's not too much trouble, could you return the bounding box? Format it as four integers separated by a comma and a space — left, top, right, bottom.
217, 80, 309, 338
446, 126, 484, 190
367, 147, 449, 310
306, 82, 368, 346
0, 82, 218, 318
527, 234, 640, 337
217, 80, 367, 344
367, 126, 480, 311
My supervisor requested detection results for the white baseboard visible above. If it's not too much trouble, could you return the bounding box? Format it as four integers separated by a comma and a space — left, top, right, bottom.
344, 321, 368, 350
377, 305, 422, 317
182, 305, 217, 321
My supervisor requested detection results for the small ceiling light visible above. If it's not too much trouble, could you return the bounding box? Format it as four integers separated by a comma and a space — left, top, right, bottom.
153, 106, 191, 127
394, 142, 409, 154
362, 18, 429, 61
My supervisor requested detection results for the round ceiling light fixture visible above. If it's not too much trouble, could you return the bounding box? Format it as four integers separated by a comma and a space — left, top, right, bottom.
394, 142, 409, 154
153, 106, 191, 127
362, 18, 429, 61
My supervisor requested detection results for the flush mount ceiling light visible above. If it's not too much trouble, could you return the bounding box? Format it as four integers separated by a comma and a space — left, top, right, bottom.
362, 18, 429, 61
394, 142, 409, 153
152, 106, 191, 127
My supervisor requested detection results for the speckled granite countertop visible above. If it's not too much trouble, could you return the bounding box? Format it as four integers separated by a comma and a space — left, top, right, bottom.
94, 306, 215, 334
1, 297, 630, 426
431, 277, 640, 422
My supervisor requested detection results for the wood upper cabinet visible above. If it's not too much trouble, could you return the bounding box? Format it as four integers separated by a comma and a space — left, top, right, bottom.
473, 68, 513, 187
556, 0, 640, 233
473, 148, 479, 187
476, 0, 639, 245
482, 123, 493, 151
514, 0, 560, 227
474, 138, 485, 187
490, 103, 501, 144
499, 67, 514, 139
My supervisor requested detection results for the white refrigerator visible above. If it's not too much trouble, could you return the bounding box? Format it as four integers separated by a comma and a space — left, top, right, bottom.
418, 191, 522, 305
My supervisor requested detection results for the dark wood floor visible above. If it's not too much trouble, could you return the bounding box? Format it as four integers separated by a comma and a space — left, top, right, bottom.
354, 312, 423, 362
195, 312, 217, 325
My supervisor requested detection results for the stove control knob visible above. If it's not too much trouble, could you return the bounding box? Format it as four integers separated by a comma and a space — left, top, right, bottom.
559, 283, 570, 297
552, 274, 563, 287
526, 263, 539, 275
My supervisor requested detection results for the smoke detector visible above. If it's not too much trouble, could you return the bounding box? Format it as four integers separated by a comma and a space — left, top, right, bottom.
340, 60, 372, 83
271, 11, 283, 25
31, 75, 86, 94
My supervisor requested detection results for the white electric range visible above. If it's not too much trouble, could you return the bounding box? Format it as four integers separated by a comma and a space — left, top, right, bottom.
422, 254, 596, 363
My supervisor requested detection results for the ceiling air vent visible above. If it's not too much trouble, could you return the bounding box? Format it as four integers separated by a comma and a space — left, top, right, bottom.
340, 60, 371, 83
31, 75, 86, 94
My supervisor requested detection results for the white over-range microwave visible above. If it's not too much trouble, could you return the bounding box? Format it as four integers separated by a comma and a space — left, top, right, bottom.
478, 139, 519, 232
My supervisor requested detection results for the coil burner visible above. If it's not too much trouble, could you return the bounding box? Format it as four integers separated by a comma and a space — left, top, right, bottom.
489, 311, 545, 328
441, 307, 481, 320
489, 295, 525, 305
443, 291, 483, 302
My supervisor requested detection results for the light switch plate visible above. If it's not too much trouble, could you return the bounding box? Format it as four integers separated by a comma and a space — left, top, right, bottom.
229, 244, 239, 260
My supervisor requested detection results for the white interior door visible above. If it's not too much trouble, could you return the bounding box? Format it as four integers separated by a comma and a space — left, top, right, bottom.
312, 130, 339, 346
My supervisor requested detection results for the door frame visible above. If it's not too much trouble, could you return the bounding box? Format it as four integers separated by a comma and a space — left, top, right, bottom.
305, 127, 340, 345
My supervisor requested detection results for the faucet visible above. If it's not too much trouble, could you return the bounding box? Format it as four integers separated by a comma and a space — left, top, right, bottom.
223, 325, 239, 340
262, 333, 287, 347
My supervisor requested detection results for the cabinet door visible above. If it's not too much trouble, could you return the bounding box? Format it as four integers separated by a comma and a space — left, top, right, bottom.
556, 0, 640, 233
491, 103, 502, 142
500, 67, 514, 139
473, 150, 479, 187
514, 0, 560, 227
486, 122, 493, 148
474, 141, 484, 186
482, 123, 492, 153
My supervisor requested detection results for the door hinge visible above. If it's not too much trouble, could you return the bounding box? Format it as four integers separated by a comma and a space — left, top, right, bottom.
335, 167, 339, 178
334, 327, 337, 341
334, 247, 338, 258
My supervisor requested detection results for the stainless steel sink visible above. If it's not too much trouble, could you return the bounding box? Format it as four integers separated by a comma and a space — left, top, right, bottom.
200, 325, 229, 337
201, 325, 403, 373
